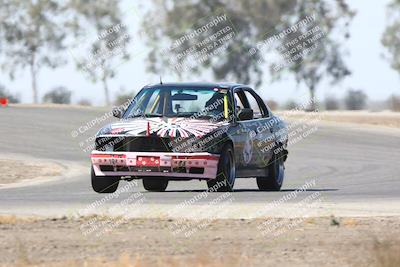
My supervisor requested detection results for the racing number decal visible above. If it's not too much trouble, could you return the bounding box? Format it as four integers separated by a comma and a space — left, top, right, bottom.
243, 128, 256, 165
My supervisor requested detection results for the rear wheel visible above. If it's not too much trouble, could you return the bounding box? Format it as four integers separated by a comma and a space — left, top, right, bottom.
257, 151, 285, 191
207, 143, 236, 192
143, 178, 168, 192
91, 167, 120, 193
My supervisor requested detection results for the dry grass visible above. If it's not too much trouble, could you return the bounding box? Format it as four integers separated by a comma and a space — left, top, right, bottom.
373, 241, 400, 267
1, 216, 399, 267
0, 215, 18, 224
8, 230, 249, 266
0, 159, 62, 185
278, 111, 400, 128
342, 218, 358, 226
10, 251, 251, 267
9, 103, 106, 110
9, 243, 400, 267
6, 222, 250, 266
0, 215, 39, 224
303, 217, 316, 224
7, 242, 397, 267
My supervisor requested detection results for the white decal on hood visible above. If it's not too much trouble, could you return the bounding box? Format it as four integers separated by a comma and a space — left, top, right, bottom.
110, 118, 226, 138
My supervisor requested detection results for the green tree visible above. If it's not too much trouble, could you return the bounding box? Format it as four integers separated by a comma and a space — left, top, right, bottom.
77, 98, 92, 106
68, 0, 130, 106
142, 0, 354, 110
281, 1, 353, 110
114, 89, 136, 106
324, 95, 340, 110
0, 0, 68, 103
43, 86, 72, 104
382, 0, 400, 76
387, 94, 400, 112
344, 89, 367, 110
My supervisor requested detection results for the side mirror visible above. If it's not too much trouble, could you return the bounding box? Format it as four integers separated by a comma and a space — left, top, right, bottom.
112, 107, 124, 119
237, 108, 253, 121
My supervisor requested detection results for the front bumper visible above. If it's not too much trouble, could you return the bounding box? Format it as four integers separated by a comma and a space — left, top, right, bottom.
91, 151, 220, 179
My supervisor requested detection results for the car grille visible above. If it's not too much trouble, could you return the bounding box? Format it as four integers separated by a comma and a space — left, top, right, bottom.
96, 136, 172, 152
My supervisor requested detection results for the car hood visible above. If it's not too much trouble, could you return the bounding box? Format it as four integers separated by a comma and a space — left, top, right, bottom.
97, 117, 227, 138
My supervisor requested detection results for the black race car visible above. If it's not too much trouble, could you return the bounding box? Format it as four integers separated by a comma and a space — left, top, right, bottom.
91, 82, 288, 193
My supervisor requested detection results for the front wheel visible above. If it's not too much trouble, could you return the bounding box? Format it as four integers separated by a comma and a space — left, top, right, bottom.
91, 167, 120, 193
207, 143, 236, 192
257, 151, 285, 191
142, 178, 168, 192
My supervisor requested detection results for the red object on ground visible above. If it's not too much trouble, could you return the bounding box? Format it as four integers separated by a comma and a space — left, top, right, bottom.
0, 98, 8, 107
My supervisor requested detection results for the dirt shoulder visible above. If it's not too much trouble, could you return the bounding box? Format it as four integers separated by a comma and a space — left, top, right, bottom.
8, 103, 108, 110
0, 158, 63, 187
0, 215, 399, 267
277, 110, 400, 128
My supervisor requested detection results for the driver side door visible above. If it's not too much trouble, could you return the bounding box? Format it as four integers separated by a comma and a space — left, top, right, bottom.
231, 88, 262, 177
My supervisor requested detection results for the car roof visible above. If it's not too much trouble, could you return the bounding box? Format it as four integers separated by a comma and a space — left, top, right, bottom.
143, 82, 249, 90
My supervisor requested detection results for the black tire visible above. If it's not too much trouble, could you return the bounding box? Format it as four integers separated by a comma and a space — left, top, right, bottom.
207, 143, 236, 192
142, 178, 168, 192
91, 167, 120, 193
257, 151, 285, 191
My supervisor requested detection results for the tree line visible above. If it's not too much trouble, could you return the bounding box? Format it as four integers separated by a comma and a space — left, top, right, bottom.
0, 0, 399, 109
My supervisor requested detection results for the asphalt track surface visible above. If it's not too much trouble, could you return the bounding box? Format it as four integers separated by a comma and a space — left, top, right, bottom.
0, 106, 399, 216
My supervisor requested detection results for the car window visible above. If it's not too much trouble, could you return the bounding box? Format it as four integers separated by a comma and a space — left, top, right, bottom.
145, 89, 161, 114
125, 87, 232, 121
244, 91, 264, 118
234, 92, 246, 111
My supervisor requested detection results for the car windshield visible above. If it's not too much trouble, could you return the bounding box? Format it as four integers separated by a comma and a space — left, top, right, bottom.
124, 87, 232, 121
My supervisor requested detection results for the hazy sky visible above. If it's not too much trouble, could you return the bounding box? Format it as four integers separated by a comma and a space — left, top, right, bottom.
1, 0, 399, 105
